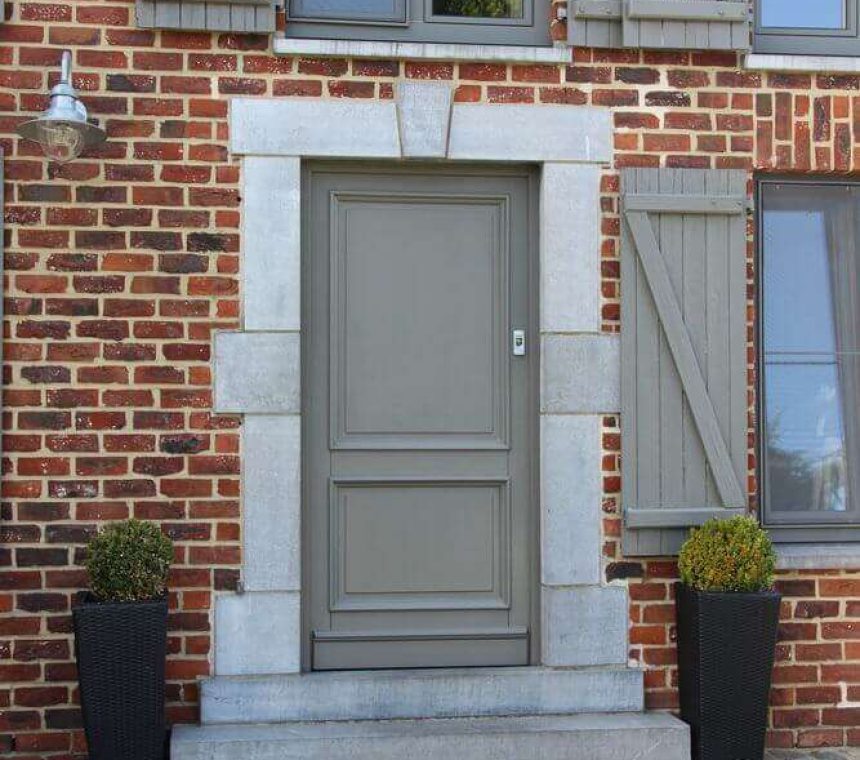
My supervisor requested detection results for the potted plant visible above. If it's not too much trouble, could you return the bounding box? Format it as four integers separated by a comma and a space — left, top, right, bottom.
676, 515, 780, 760
73, 519, 173, 760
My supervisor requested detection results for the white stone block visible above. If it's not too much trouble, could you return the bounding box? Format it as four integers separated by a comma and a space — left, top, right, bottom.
215, 591, 301, 675
214, 331, 300, 414
448, 105, 611, 163
541, 415, 601, 586
541, 586, 628, 667
244, 157, 301, 331
243, 415, 300, 592
231, 98, 400, 158
396, 81, 453, 159
540, 164, 601, 333
541, 333, 620, 413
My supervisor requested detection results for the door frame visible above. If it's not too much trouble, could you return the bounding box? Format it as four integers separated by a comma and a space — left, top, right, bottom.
211, 94, 628, 678
299, 161, 542, 670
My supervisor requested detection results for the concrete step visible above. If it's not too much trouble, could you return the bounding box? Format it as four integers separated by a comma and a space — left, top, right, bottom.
172, 712, 690, 760
200, 666, 644, 725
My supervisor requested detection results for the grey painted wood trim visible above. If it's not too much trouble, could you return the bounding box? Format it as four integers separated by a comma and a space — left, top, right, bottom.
624, 195, 745, 214
136, 0, 275, 30
625, 507, 746, 528
568, 0, 623, 47
573, 0, 622, 19
622, 0, 749, 50
625, 209, 745, 510
627, 0, 747, 22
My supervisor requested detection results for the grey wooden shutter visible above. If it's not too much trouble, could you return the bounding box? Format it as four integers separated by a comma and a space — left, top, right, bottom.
622, 0, 749, 49
621, 169, 748, 556
136, 0, 275, 32
568, 0, 622, 48
569, 0, 749, 50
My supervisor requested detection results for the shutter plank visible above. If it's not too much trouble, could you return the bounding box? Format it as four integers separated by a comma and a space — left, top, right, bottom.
634, 170, 662, 515
657, 170, 684, 509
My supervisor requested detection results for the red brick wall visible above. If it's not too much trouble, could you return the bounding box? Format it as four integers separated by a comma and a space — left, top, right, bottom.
1, 3, 859, 755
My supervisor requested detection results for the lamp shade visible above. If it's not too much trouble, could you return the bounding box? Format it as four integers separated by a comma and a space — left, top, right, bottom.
17, 51, 106, 163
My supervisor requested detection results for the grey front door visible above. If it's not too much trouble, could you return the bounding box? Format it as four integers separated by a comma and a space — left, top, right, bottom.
303, 163, 537, 670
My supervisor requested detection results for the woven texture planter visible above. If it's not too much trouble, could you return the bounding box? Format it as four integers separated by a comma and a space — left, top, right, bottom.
675, 583, 781, 760
73, 595, 168, 760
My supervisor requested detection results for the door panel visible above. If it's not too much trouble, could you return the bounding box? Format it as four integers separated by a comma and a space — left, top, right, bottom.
304, 164, 536, 670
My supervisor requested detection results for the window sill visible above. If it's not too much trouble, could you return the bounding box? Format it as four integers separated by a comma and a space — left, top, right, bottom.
775, 543, 860, 570
273, 36, 571, 63
746, 52, 860, 74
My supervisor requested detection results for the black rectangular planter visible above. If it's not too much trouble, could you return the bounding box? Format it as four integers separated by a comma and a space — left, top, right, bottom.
675, 583, 781, 760
73, 595, 168, 760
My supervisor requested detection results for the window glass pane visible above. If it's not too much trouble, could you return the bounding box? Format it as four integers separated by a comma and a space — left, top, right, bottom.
763, 202, 838, 354
765, 362, 848, 515
432, 0, 524, 18
759, 0, 846, 29
762, 182, 860, 524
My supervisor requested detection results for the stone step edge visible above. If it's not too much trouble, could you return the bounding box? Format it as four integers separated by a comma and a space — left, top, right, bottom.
172, 712, 690, 760
200, 666, 645, 725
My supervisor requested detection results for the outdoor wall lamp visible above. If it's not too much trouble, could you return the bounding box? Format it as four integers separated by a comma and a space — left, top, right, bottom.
16, 50, 106, 163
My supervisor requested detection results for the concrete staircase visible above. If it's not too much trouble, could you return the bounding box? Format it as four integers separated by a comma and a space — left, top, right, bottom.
171, 667, 690, 759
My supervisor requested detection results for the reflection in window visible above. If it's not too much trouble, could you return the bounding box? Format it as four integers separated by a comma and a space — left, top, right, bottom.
433, 0, 523, 18
762, 183, 860, 523
759, 0, 845, 29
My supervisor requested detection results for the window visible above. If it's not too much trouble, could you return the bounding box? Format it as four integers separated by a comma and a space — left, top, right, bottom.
754, 0, 860, 56
759, 179, 860, 542
285, 0, 551, 46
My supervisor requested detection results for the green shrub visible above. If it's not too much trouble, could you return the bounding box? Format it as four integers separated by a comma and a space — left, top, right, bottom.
434, 0, 514, 17
85, 519, 174, 602
678, 516, 776, 593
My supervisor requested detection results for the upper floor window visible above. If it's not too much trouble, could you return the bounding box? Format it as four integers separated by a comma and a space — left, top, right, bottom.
759, 179, 860, 543
285, 0, 551, 46
755, 0, 860, 55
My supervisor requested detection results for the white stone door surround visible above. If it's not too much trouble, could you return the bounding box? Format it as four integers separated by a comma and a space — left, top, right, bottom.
211, 85, 625, 676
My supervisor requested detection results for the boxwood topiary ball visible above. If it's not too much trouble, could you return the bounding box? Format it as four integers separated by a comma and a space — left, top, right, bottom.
678, 515, 776, 593
85, 519, 174, 602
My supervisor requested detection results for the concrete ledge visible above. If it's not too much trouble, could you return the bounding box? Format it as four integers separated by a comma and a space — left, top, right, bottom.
776, 543, 860, 570
746, 53, 860, 74
173, 712, 689, 760
214, 331, 300, 414
273, 36, 572, 64
200, 666, 644, 724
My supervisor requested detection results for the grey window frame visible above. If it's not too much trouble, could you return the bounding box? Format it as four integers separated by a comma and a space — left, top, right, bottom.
757, 176, 860, 544
754, 0, 860, 56
285, 0, 551, 46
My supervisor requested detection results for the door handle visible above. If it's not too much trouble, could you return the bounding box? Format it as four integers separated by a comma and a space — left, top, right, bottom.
512, 329, 526, 357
